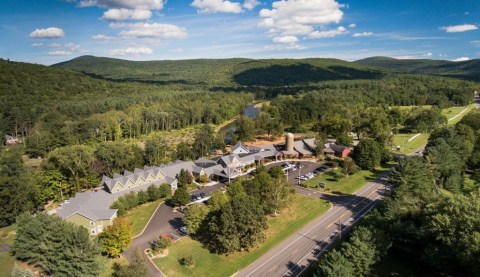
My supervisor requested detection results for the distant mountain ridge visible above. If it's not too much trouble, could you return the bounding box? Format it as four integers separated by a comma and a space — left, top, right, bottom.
355, 56, 480, 82
52, 55, 386, 87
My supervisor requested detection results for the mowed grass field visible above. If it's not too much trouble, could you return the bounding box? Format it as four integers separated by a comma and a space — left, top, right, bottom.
392, 133, 430, 155
153, 194, 331, 277
444, 104, 476, 125
391, 104, 475, 155
123, 199, 163, 237
302, 166, 390, 195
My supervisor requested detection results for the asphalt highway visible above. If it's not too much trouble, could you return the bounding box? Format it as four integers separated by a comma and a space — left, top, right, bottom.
237, 173, 391, 277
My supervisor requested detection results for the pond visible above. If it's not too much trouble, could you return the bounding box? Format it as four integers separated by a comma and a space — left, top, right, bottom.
218, 103, 260, 144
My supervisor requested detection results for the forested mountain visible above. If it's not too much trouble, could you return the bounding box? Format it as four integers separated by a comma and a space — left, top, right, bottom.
53, 55, 384, 86
356, 56, 480, 81
0, 59, 253, 155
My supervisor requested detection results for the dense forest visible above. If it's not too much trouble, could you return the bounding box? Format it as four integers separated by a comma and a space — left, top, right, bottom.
315, 112, 480, 276
356, 56, 480, 82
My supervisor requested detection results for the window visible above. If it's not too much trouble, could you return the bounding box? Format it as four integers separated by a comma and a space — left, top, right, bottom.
91, 230, 95, 234
90, 221, 94, 225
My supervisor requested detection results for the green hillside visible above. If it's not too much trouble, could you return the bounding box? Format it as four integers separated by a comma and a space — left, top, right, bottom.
355, 56, 480, 81
53, 55, 385, 86
0, 58, 253, 145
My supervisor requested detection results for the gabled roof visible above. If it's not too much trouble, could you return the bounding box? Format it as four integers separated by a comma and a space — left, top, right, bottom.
232, 142, 249, 154
325, 143, 349, 154
293, 139, 315, 156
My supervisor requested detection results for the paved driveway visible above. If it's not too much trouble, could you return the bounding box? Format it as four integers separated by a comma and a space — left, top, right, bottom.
124, 183, 225, 277
0, 244, 10, 253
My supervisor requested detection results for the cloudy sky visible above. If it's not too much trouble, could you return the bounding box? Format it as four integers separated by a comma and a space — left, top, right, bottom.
1, 0, 479, 64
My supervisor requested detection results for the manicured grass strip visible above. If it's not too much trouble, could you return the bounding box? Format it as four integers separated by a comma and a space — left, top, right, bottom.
0, 253, 16, 277
0, 224, 17, 245
124, 199, 163, 237
302, 167, 389, 195
392, 133, 429, 155
153, 194, 331, 277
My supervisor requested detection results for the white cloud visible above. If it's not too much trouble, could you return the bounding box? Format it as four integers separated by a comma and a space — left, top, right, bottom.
273, 35, 298, 43
49, 43, 62, 48
30, 27, 65, 38
265, 44, 307, 50
440, 24, 478, 33
79, 0, 164, 10
192, 0, 243, 13
111, 47, 153, 56
470, 40, 480, 47
309, 26, 347, 38
259, 0, 344, 37
116, 22, 187, 39
65, 42, 81, 52
352, 31, 373, 37
453, 57, 470, 62
102, 8, 152, 20
348, 23, 356, 28
92, 34, 113, 40
31, 43, 44, 47
48, 51, 73, 56
423, 52, 433, 57
243, 0, 258, 10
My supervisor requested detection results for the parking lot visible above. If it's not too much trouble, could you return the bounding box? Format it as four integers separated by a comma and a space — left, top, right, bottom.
265, 160, 328, 186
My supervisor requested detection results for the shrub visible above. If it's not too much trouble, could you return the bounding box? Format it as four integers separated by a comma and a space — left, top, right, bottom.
179, 255, 194, 267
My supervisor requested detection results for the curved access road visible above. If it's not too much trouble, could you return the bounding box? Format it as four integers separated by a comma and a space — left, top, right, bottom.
236, 172, 391, 277
124, 183, 225, 277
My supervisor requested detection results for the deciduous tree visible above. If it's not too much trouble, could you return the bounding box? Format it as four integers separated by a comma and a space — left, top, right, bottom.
99, 218, 133, 258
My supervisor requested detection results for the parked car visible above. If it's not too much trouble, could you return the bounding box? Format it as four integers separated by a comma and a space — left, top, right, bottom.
200, 192, 206, 198
190, 195, 197, 202
179, 226, 189, 235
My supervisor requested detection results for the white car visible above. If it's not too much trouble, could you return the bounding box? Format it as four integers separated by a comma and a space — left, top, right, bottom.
180, 226, 189, 234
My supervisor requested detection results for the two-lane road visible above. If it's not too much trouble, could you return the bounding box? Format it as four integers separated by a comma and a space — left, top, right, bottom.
237, 173, 390, 277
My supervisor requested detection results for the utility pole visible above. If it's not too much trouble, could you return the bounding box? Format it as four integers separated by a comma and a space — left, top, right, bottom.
338, 219, 342, 239
298, 164, 301, 186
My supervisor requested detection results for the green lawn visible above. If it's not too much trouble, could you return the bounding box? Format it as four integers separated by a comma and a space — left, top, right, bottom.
392, 133, 429, 155
0, 252, 16, 277
394, 105, 432, 110
445, 104, 476, 125
302, 166, 390, 195
123, 199, 163, 237
153, 194, 331, 277
0, 224, 17, 245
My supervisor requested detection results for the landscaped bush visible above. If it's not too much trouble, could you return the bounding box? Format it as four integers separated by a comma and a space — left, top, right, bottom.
152, 236, 172, 254
111, 184, 171, 216
179, 255, 194, 267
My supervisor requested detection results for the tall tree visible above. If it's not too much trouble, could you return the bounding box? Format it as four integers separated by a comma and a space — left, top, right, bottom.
176, 142, 192, 161
352, 138, 381, 170
98, 218, 133, 258
0, 150, 38, 227
44, 144, 96, 191
205, 195, 267, 254
171, 188, 190, 207
192, 125, 214, 159
144, 136, 167, 165
184, 204, 210, 235
113, 248, 148, 277
12, 213, 101, 276
314, 249, 355, 277
235, 115, 256, 142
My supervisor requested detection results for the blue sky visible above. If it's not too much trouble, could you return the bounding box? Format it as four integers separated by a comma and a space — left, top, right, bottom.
0, 0, 479, 64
